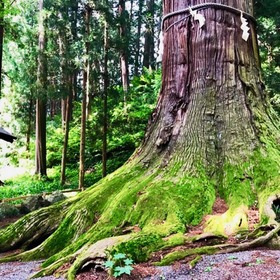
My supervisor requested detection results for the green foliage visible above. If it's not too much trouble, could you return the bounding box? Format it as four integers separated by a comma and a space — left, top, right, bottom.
247, 258, 264, 266
204, 266, 212, 272
256, 1, 280, 114
0, 173, 74, 201
109, 68, 160, 151
227, 255, 238, 260
104, 253, 134, 278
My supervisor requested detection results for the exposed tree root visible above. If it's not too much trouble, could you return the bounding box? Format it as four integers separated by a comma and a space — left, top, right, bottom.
0, 201, 70, 253
30, 235, 129, 279
220, 223, 280, 254
0, 151, 280, 279
157, 223, 280, 266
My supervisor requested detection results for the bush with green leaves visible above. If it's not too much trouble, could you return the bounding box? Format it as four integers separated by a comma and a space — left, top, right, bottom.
104, 253, 134, 278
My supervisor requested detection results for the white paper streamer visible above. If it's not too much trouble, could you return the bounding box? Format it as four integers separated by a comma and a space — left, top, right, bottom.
189, 7, 206, 28
240, 13, 250, 41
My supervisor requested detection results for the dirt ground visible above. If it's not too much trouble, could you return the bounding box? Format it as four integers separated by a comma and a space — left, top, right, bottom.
0, 249, 280, 279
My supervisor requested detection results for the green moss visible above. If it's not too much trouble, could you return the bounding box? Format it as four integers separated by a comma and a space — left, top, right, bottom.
1, 128, 280, 277
111, 233, 164, 262
155, 246, 218, 266
204, 205, 249, 236
189, 255, 202, 268
160, 233, 188, 250
216, 161, 255, 209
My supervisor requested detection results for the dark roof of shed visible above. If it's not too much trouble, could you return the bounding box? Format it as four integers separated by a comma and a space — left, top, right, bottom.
0, 128, 17, 143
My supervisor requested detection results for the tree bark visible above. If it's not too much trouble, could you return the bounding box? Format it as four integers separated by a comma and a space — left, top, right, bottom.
85, 5, 92, 119
102, 11, 109, 178
35, 0, 47, 177
61, 92, 72, 186
134, 0, 143, 76
141, 0, 262, 174
0, 0, 4, 94
78, 4, 92, 190
26, 98, 33, 152
78, 70, 87, 191
118, 0, 129, 94
143, 0, 155, 69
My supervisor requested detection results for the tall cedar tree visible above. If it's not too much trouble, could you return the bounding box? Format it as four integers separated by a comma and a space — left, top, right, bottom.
143, 0, 155, 69
102, 4, 109, 178
118, 0, 129, 93
35, 0, 47, 176
1, 1, 280, 278
0, 0, 4, 93
79, 4, 92, 190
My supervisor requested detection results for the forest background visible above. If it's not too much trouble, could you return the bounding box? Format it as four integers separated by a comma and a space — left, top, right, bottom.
0, 0, 279, 200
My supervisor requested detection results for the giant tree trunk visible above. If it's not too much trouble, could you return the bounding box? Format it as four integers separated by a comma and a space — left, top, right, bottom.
142, 0, 261, 175
1, 0, 280, 279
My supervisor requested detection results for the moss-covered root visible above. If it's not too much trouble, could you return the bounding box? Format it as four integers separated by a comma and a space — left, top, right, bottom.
189, 255, 202, 269
30, 255, 75, 279
33, 232, 167, 280
66, 235, 132, 280
157, 223, 280, 266
220, 223, 280, 254
0, 201, 69, 254
204, 205, 249, 236
32, 234, 141, 280
155, 244, 228, 266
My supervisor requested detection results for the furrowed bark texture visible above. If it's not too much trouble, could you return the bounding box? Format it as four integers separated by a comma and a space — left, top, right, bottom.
141, 0, 263, 176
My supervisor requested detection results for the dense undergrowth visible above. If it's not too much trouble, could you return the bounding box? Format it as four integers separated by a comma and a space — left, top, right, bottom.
0, 69, 160, 200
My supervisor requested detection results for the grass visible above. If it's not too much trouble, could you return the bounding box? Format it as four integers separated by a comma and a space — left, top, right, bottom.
0, 165, 93, 201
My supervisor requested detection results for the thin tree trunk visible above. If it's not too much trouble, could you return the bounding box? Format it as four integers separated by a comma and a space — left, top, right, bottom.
58, 9, 68, 127
61, 92, 72, 185
26, 99, 33, 152
59, 8, 73, 185
35, 0, 47, 177
70, 0, 78, 114
79, 70, 87, 190
143, 0, 155, 69
0, 0, 4, 93
134, 0, 143, 76
85, 6, 92, 119
78, 5, 92, 190
102, 15, 109, 178
118, 0, 129, 94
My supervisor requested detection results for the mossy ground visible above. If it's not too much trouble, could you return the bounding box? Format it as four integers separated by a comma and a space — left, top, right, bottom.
0, 141, 279, 279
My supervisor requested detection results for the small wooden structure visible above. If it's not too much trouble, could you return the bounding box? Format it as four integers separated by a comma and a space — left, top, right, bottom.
0, 127, 17, 143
